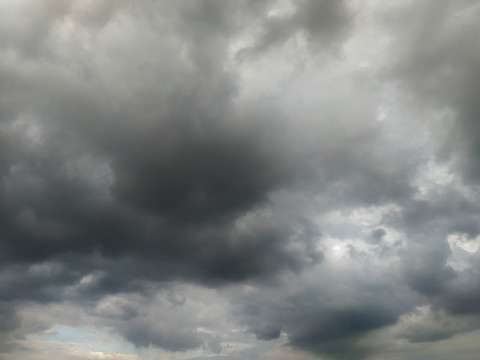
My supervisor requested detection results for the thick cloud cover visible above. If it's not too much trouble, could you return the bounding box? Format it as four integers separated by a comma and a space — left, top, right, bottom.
1, 1, 480, 359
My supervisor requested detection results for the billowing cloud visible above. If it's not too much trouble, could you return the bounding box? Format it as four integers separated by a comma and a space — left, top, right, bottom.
1, 1, 480, 359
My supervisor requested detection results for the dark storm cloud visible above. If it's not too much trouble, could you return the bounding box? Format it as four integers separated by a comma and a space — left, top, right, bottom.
119, 321, 203, 352
109, 114, 291, 223
0, 0, 404, 296
287, 307, 395, 356
250, 323, 281, 341
0, 0, 363, 306
234, 274, 418, 359
0, 262, 81, 303
0, 0, 302, 265
0, 1, 339, 353
2, 1, 480, 359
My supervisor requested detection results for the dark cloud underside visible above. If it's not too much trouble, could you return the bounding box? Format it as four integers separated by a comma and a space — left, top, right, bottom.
1, 1, 480, 360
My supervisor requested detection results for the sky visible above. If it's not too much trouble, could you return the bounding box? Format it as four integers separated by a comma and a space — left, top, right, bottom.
1, 0, 480, 359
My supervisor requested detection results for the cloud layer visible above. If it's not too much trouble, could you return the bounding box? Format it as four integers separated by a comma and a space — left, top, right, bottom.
1, 1, 480, 359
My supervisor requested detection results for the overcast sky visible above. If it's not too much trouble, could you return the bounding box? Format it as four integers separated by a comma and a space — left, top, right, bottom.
1, 0, 480, 359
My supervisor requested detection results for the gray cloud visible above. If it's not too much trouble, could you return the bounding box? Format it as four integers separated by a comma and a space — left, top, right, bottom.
1, 1, 480, 359
237, 0, 352, 58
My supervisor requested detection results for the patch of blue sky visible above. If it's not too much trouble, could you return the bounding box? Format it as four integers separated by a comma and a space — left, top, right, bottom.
27, 325, 136, 354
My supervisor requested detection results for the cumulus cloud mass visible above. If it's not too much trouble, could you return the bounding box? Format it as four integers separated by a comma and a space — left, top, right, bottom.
1, 1, 480, 359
